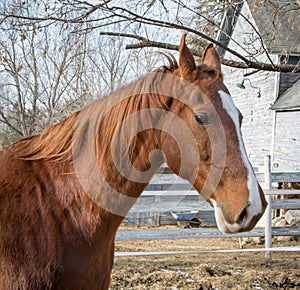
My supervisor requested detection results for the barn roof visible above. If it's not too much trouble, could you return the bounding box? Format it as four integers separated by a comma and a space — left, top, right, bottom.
247, 0, 300, 54
216, 1, 300, 56
271, 80, 300, 111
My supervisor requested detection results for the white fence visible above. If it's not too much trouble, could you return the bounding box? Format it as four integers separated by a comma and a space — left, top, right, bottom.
117, 156, 300, 259
264, 155, 300, 258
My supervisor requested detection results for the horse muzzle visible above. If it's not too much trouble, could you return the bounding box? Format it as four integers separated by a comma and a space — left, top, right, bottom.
210, 190, 267, 234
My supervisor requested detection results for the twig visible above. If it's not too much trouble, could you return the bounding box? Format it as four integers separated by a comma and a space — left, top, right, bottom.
101, 32, 299, 73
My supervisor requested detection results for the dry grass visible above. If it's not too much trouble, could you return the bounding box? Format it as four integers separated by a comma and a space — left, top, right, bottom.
111, 234, 300, 289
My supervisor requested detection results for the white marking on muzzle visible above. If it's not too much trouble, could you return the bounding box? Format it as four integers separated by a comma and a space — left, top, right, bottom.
218, 90, 262, 217
210, 199, 242, 233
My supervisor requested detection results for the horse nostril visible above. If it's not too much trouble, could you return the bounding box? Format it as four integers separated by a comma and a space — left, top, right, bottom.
237, 205, 249, 225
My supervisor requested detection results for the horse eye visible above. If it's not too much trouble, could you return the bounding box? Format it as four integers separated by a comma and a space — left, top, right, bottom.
194, 112, 210, 125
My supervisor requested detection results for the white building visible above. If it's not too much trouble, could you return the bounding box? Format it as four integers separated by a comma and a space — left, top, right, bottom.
216, 0, 300, 174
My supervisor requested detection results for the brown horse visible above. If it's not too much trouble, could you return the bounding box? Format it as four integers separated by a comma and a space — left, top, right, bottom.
0, 35, 267, 289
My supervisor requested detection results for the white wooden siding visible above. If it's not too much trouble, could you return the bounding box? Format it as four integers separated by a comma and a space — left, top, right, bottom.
220, 2, 278, 171
273, 111, 300, 172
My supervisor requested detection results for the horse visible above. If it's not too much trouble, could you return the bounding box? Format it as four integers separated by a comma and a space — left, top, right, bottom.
0, 35, 267, 289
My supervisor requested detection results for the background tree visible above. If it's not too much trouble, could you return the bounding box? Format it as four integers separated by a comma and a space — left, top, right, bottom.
0, 0, 299, 144
0, 1, 150, 145
183, 0, 224, 54
2, 0, 297, 71
0, 22, 89, 142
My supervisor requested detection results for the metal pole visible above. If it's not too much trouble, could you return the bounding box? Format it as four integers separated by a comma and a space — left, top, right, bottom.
264, 155, 273, 259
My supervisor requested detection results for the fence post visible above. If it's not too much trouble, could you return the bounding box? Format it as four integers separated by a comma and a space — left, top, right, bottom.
264, 155, 273, 259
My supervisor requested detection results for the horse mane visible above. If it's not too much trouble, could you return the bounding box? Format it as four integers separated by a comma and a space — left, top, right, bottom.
11, 112, 79, 161
11, 53, 179, 162
153, 52, 178, 73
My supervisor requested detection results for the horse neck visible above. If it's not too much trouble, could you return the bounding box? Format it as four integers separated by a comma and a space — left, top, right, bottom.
99, 124, 164, 200
96, 93, 173, 199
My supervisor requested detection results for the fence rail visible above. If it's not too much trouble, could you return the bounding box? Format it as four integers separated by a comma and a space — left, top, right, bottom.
116, 226, 299, 241
264, 155, 300, 258
118, 156, 300, 259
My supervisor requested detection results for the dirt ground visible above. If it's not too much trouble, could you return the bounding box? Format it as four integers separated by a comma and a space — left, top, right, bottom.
110, 227, 300, 289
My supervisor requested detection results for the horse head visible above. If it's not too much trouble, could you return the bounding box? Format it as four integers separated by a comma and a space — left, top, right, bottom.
160, 35, 267, 233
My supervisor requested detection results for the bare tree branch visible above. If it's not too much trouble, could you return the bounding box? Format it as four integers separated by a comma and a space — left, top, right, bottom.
0, 107, 23, 136
1, 1, 299, 73
100, 32, 300, 73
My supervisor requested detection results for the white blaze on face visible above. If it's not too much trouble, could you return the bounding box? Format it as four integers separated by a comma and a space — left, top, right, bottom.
218, 90, 262, 215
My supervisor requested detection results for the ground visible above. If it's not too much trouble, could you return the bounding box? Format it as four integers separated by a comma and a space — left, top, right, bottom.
110, 227, 300, 289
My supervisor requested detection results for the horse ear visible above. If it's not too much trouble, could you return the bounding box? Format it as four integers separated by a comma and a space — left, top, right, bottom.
201, 44, 221, 71
179, 34, 196, 78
